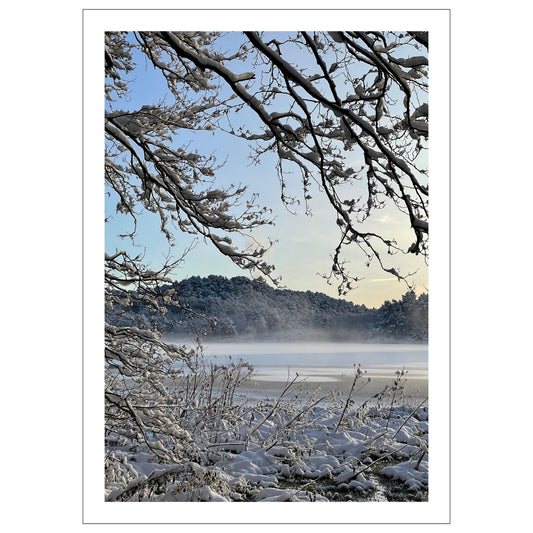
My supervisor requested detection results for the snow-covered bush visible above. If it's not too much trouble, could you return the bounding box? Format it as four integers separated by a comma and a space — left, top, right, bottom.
105, 362, 429, 502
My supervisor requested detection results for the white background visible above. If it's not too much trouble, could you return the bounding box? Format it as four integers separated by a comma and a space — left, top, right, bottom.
1, 1, 530, 532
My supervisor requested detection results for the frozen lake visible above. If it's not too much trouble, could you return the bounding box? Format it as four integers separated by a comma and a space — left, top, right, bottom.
192, 341, 428, 399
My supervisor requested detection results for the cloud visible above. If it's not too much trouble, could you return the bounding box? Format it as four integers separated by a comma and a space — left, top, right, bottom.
369, 277, 396, 283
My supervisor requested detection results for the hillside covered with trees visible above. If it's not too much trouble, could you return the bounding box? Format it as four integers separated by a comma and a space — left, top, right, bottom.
107, 275, 428, 342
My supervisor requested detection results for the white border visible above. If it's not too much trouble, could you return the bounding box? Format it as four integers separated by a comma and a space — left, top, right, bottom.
84, 8, 450, 524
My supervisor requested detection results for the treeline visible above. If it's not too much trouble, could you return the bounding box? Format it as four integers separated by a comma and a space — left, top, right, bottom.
106, 275, 428, 342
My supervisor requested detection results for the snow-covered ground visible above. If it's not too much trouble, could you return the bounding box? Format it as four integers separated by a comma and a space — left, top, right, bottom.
105, 372, 428, 502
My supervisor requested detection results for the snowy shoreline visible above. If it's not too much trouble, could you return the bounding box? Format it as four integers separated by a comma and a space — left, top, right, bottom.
243, 369, 428, 398
105, 338, 428, 502
105, 384, 428, 502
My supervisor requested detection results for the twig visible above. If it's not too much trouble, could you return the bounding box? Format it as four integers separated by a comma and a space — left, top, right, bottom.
343, 443, 409, 482
286, 392, 332, 428
335, 365, 369, 432
247, 374, 299, 439
390, 396, 428, 440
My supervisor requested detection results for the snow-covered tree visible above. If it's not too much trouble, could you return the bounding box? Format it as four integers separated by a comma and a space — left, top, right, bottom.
106, 31, 428, 293
370, 290, 428, 341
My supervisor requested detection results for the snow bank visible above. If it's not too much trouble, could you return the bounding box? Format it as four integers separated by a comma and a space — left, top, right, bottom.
105, 397, 429, 502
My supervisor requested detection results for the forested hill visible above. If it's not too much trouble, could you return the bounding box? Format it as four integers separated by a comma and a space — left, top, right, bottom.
107, 275, 428, 342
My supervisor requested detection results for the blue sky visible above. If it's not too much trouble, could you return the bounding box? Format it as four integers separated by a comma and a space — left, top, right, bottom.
105, 32, 428, 308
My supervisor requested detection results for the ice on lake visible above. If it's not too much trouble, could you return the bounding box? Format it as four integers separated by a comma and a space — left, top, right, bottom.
189, 341, 428, 398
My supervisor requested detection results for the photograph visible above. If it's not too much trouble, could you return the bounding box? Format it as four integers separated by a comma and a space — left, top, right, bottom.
84, 7, 449, 524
